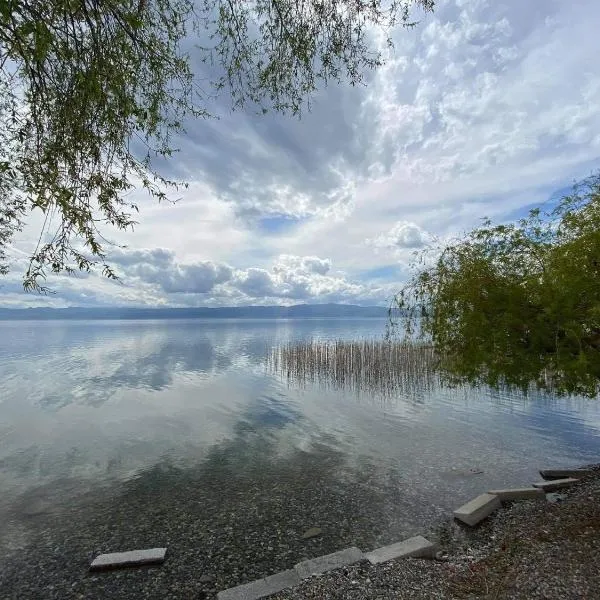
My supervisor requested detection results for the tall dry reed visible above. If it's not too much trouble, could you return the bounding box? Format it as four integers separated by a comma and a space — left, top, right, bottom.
268, 339, 439, 399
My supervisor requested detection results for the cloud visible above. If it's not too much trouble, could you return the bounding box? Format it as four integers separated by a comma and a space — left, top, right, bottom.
109, 248, 233, 295
231, 254, 374, 302
110, 248, 175, 269
273, 255, 331, 276
367, 221, 431, 250
0, 248, 389, 307
233, 268, 275, 298
140, 262, 233, 294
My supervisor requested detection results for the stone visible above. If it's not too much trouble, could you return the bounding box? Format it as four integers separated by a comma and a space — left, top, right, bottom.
89, 547, 167, 571
199, 574, 216, 584
365, 536, 438, 564
295, 547, 364, 579
217, 570, 300, 600
302, 527, 322, 539
539, 469, 594, 480
441, 467, 484, 478
488, 487, 545, 501
453, 493, 501, 527
546, 492, 568, 504
532, 477, 580, 492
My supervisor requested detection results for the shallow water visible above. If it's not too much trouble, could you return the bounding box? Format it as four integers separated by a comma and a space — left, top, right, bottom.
1, 317, 599, 562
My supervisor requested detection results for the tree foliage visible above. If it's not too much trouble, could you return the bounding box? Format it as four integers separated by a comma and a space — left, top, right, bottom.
392, 172, 600, 398
0, 0, 434, 291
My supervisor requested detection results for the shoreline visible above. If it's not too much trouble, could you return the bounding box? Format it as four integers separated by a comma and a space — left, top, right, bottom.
271, 462, 600, 599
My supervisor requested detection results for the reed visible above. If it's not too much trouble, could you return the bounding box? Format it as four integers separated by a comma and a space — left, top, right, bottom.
268, 339, 440, 398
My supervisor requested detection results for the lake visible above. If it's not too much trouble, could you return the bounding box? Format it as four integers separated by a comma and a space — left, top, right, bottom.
1, 318, 599, 597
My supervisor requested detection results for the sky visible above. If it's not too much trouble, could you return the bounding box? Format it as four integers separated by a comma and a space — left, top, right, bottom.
2, 0, 600, 308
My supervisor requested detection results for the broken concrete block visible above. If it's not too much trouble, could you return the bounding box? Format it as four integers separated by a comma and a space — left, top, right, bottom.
488, 487, 545, 501
294, 547, 363, 579
89, 547, 167, 571
539, 469, 594, 480
217, 569, 300, 600
453, 493, 501, 526
532, 477, 580, 492
365, 535, 438, 564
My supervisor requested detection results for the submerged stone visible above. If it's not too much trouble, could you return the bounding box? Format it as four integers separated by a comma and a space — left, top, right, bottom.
217, 569, 300, 600
89, 547, 167, 571
302, 527, 322, 539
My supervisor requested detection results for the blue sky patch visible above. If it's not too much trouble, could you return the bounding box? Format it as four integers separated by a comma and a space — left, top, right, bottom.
258, 215, 306, 234
360, 265, 402, 281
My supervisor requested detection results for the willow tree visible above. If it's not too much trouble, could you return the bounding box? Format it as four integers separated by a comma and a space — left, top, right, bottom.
393, 172, 600, 397
0, 0, 434, 290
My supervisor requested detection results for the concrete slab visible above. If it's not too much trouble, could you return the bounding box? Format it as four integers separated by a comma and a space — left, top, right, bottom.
217, 570, 300, 600
89, 547, 167, 571
295, 547, 364, 579
532, 477, 580, 492
488, 487, 545, 501
539, 469, 594, 480
365, 536, 438, 564
453, 493, 501, 527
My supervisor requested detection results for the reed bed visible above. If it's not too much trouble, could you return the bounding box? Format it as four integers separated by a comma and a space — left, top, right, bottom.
268, 339, 440, 399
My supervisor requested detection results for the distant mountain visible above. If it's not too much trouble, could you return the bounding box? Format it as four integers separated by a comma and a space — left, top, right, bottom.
0, 303, 389, 320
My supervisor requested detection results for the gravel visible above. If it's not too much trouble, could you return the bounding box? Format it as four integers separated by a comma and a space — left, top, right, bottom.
272, 462, 600, 600
0, 435, 442, 600
1, 456, 598, 600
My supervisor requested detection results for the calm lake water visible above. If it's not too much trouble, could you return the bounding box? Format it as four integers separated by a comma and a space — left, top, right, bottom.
1, 318, 600, 563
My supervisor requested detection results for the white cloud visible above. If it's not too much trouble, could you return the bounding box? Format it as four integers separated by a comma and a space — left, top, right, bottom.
3, 0, 600, 307
0, 249, 391, 307
367, 221, 431, 250
273, 255, 331, 276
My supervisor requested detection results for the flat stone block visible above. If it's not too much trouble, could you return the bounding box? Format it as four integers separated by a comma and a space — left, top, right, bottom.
295, 547, 364, 579
488, 487, 545, 501
217, 570, 300, 600
453, 493, 501, 527
365, 535, 438, 565
89, 547, 166, 571
532, 477, 580, 492
540, 469, 594, 480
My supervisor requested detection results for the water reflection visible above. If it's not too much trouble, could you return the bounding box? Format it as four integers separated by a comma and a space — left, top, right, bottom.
1, 318, 600, 569
0, 319, 383, 409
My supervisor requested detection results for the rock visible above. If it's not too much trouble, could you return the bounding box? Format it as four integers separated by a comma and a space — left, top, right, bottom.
488, 487, 545, 501
365, 536, 438, 564
546, 492, 568, 504
302, 527, 322, 539
89, 547, 167, 571
295, 547, 364, 579
217, 569, 300, 600
453, 493, 501, 527
199, 574, 216, 584
539, 469, 594, 480
442, 467, 484, 479
532, 478, 580, 492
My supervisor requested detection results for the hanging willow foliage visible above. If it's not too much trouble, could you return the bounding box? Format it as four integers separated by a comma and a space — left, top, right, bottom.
392, 172, 600, 398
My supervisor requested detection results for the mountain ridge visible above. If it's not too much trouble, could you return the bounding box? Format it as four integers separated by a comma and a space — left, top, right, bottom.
0, 303, 389, 320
